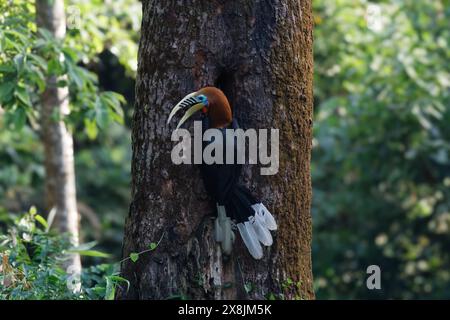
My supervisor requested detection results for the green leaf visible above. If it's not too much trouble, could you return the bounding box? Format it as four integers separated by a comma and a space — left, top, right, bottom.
28, 68, 46, 93
68, 249, 110, 258
28, 53, 47, 71
66, 64, 84, 89
102, 91, 126, 105
12, 106, 27, 130
62, 47, 79, 62
47, 58, 63, 76
71, 241, 98, 251
0, 64, 15, 73
105, 277, 115, 300
91, 286, 106, 297
35, 214, 48, 230
0, 82, 15, 103
95, 97, 109, 129
112, 92, 126, 104
149, 242, 157, 251
107, 275, 130, 293
99, 92, 124, 125
13, 54, 25, 74
37, 28, 54, 42
84, 118, 98, 140
4, 29, 28, 44
109, 275, 129, 282
14, 86, 32, 108
129, 252, 139, 262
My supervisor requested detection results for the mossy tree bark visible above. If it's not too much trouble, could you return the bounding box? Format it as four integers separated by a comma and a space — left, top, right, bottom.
119, 0, 314, 300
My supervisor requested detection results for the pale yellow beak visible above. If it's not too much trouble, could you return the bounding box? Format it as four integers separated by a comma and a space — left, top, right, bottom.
167, 92, 205, 129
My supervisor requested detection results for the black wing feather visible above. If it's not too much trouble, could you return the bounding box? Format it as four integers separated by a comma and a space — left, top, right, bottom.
200, 117, 258, 222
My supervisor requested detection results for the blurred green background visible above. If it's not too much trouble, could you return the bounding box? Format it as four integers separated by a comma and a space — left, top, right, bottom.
1, 0, 449, 299
313, 0, 450, 299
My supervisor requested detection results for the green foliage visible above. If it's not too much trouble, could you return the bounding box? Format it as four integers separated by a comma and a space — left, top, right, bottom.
65, 0, 141, 76
0, 0, 125, 137
0, 119, 44, 209
73, 122, 131, 257
313, 0, 450, 299
0, 208, 124, 300
0, 0, 137, 263
129, 252, 139, 263
125, 232, 164, 264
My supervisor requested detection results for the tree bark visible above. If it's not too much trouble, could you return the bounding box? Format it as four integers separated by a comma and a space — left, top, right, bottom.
35, 0, 81, 275
119, 0, 314, 300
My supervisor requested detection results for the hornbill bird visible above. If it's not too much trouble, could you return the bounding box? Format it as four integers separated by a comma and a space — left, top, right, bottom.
167, 87, 277, 259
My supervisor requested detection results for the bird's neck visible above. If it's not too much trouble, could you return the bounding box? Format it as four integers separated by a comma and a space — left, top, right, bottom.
209, 104, 232, 128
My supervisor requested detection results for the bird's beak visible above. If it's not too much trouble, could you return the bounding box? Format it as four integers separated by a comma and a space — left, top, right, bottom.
167, 92, 205, 129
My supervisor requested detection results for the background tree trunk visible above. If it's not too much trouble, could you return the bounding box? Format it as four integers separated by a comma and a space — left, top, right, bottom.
119, 0, 314, 300
35, 0, 81, 275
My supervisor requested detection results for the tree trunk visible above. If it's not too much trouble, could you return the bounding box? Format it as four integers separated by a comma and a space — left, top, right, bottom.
35, 0, 81, 275
119, 0, 314, 300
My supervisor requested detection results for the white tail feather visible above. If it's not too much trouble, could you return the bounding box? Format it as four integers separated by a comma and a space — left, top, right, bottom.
250, 215, 273, 246
237, 222, 263, 259
214, 217, 223, 242
252, 203, 277, 230
215, 203, 276, 260
222, 217, 233, 255
215, 204, 234, 255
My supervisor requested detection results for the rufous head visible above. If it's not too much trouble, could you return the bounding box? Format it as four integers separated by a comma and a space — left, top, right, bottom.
167, 86, 232, 129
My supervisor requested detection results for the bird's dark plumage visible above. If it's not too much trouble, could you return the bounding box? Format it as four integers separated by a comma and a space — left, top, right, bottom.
200, 117, 257, 223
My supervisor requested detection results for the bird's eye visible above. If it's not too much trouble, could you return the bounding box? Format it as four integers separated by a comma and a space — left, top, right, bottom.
197, 95, 208, 105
